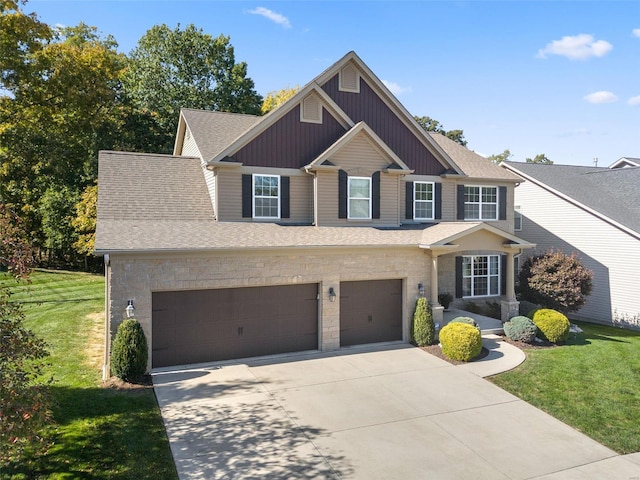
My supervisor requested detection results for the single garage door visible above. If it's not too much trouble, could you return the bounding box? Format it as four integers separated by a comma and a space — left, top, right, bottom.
152, 283, 318, 368
340, 279, 403, 347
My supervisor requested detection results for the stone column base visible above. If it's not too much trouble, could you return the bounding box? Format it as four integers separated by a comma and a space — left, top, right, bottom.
501, 299, 519, 323
431, 304, 444, 332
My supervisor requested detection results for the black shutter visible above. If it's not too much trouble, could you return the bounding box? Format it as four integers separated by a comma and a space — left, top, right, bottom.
372, 171, 380, 219
501, 254, 507, 295
338, 169, 347, 219
499, 186, 507, 220
455, 256, 463, 298
242, 174, 252, 218
435, 183, 442, 220
281, 176, 290, 219
405, 181, 413, 220
457, 185, 465, 220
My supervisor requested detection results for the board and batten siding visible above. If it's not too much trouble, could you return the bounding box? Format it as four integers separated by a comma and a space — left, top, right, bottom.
216, 167, 313, 224
515, 180, 640, 322
315, 134, 400, 226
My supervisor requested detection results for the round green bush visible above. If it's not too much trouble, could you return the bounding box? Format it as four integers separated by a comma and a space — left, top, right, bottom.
439, 322, 483, 362
530, 309, 570, 344
449, 316, 480, 332
111, 319, 148, 382
504, 315, 537, 343
411, 297, 435, 346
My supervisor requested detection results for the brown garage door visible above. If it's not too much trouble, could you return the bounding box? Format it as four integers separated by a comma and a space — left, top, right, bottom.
152, 283, 318, 368
340, 279, 403, 347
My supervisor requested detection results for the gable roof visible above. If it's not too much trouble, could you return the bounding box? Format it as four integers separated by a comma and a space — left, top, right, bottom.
429, 133, 521, 182
609, 157, 640, 169
503, 161, 640, 236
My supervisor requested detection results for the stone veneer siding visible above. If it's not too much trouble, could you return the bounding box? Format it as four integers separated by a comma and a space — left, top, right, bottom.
106, 246, 433, 371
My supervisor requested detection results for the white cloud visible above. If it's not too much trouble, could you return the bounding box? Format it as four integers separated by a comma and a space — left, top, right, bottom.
248, 7, 291, 29
382, 80, 412, 95
584, 91, 618, 104
628, 95, 640, 106
536, 34, 612, 60
633, 29, 640, 39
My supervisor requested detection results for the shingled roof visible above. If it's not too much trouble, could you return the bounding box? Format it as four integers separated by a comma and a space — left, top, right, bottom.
503, 161, 640, 235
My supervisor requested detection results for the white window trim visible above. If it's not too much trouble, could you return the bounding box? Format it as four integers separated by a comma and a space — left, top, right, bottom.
464, 185, 498, 221
514, 205, 522, 231
463, 254, 501, 298
414, 181, 435, 221
252, 174, 280, 219
347, 176, 371, 220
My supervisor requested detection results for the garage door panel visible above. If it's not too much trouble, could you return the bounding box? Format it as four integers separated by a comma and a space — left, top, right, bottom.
152, 284, 318, 368
340, 280, 402, 347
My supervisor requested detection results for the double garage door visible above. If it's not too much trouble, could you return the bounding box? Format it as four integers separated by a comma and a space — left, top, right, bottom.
152, 279, 403, 368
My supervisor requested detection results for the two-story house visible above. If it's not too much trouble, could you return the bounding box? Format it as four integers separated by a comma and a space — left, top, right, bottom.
96, 51, 534, 374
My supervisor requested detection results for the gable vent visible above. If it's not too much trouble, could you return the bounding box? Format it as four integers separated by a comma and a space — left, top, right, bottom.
339, 64, 360, 93
301, 94, 323, 124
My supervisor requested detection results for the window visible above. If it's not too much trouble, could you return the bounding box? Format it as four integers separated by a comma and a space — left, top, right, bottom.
348, 177, 371, 219
414, 182, 434, 220
464, 186, 498, 220
462, 255, 500, 297
514, 205, 522, 231
253, 174, 280, 218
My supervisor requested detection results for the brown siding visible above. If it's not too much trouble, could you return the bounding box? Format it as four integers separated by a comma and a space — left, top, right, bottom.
216, 168, 313, 224
322, 74, 446, 176
232, 105, 346, 168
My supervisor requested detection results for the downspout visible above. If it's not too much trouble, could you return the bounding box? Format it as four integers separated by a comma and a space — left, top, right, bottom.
102, 254, 111, 381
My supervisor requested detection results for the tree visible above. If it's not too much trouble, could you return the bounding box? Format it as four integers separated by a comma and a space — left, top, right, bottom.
411, 297, 435, 346
518, 250, 593, 313
72, 183, 97, 269
487, 149, 513, 164
0, 205, 52, 463
0, 19, 127, 252
122, 24, 263, 153
261, 85, 299, 115
39, 186, 78, 264
526, 153, 553, 164
414, 115, 467, 146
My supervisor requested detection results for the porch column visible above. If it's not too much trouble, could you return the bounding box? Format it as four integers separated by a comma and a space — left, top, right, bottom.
429, 253, 444, 327
505, 251, 516, 300
501, 251, 519, 322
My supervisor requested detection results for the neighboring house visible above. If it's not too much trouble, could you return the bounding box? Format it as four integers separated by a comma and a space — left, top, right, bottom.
609, 157, 640, 169
503, 160, 640, 326
96, 51, 534, 374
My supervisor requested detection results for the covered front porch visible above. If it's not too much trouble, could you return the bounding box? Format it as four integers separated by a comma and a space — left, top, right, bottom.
443, 308, 504, 334
418, 222, 535, 326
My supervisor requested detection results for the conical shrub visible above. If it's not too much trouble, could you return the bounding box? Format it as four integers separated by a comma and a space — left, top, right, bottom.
411, 297, 435, 346
111, 319, 148, 382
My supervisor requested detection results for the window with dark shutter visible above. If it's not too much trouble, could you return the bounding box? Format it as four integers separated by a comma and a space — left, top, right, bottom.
499, 186, 507, 221
281, 176, 290, 219
242, 174, 252, 218
435, 182, 442, 220
455, 256, 463, 298
372, 171, 380, 219
457, 185, 465, 220
338, 170, 348, 219
405, 181, 413, 220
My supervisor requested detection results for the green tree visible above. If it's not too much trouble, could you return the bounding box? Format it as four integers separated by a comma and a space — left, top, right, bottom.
72, 183, 97, 268
526, 153, 553, 164
519, 250, 593, 313
487, 149, 513, 164
122, 24, 263, 153
414, 115, 467, 146
411, 297, 435, 346
39, 186, 78, 263
261, 85, 299, 114
0, 205, 52, 463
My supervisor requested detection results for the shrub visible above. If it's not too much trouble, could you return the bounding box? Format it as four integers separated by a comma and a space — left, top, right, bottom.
504, 315, 537, 343
531, 309, 570, 344
449, 316, 480, 332
439, 322, 483, 362
438, 292, 453, 309
111, 319, 148, 382
519, 250, 592, 313
411, 297, 435, 346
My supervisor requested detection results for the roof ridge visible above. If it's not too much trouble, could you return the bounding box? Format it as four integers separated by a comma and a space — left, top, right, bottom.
99, 150, 200, 160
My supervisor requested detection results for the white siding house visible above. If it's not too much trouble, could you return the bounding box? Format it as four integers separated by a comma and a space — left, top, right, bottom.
503, 161, 640, 327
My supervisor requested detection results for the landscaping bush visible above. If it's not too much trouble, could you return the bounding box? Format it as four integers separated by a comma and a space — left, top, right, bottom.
111, 319, 148, 382
411, 297, 435, 346
439, 322, 483, 362
449, 316, 480, 332
504, 315, 537, 343
530, 309, 570, 344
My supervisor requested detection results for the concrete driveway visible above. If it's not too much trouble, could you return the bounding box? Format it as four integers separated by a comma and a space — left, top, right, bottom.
152, 343, 640, 479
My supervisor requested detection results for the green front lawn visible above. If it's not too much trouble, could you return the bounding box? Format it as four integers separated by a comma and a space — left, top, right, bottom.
490, 321, 640, 454
1, 270, 177, 479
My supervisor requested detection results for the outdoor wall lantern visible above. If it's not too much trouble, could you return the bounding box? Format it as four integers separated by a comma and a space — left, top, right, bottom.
125, 300, 135, 318
328, 287, 336, 302
418, 283, 425, 297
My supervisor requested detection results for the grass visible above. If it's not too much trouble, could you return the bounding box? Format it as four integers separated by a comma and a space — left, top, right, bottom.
0, 270, 178, 479
490, 321, 640, 454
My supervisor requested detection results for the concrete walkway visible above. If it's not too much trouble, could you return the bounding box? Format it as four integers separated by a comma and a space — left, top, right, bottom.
152, 340, 640, 479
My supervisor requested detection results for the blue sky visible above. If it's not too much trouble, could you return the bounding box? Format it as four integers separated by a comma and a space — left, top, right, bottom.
30, 0, 639, 166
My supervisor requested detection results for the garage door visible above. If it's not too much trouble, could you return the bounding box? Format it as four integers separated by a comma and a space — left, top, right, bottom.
152, 284, 318, 368
339, 279, 403, 347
